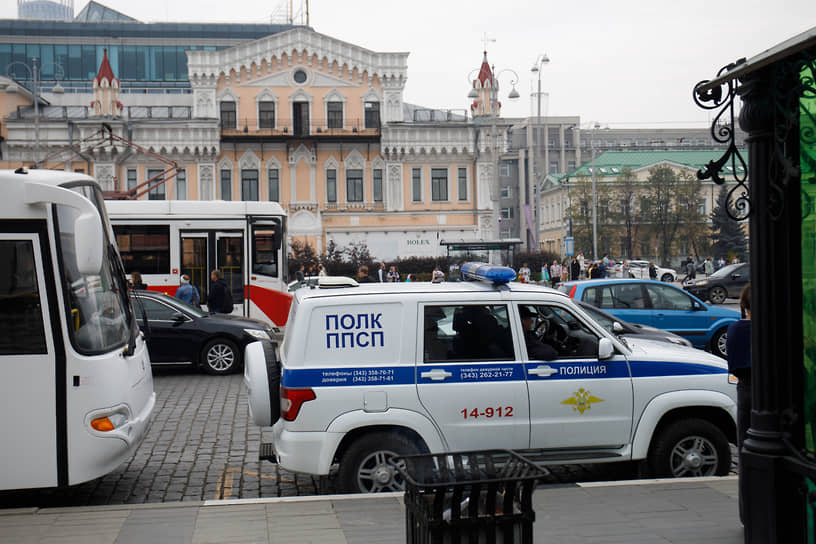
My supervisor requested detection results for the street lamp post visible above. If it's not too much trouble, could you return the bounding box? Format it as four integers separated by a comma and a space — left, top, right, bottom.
590, 122, 600, 261
531, 53, 549, 254
7, 57, 64, 168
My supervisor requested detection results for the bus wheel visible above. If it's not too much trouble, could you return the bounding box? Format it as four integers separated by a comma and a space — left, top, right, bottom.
202, 338, 240, 375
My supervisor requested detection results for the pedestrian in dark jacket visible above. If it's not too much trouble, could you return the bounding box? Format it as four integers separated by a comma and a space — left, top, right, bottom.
570, 257, 580, 283
648, 261, 658, 280
727, 283, 751, 523
207, 269, 233, 314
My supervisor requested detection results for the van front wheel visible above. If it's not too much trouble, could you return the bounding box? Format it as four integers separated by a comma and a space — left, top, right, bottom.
337, 432, 421, 493
648, 418, 730, 478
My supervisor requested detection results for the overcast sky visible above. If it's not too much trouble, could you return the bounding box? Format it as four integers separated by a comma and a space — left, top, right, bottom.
3, 0, 815, 127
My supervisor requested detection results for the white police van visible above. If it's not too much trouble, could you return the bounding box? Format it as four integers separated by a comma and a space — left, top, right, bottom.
245, 263, 737, 493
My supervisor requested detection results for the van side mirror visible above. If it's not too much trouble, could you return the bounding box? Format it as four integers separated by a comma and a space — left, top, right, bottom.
598, 337, 614, 360
74, 212, 104, 275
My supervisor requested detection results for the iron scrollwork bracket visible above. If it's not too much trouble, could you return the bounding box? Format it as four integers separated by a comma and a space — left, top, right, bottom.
693, 61, 750, 221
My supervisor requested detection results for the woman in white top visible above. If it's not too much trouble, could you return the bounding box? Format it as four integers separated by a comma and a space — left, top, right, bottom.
549, 260, 562, 287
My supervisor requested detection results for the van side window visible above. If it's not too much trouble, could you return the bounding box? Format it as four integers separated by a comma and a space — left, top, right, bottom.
522, 304, 599, 359
423, 304, 513, 362
0, 240, 47, 355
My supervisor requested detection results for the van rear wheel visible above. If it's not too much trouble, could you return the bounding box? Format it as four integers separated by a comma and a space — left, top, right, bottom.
337, 432, 421, 493
648, 418, 730, 478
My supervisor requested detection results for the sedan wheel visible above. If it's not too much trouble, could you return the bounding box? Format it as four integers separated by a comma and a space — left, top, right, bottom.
708, 286, 728, 304
201, 339, 240, 375
660, 273, 673, 282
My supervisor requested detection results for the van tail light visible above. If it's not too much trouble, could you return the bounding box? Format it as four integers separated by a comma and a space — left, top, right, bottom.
568, 285, 577, 298
281, 387, 316, 421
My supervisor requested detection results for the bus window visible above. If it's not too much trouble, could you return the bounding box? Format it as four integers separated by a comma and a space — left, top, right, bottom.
0, 239, 47, 355
252, 225, 280, 277
113, 225, 170, 274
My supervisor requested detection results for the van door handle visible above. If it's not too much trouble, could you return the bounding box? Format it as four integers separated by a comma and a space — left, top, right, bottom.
421, 369, 453, 381
528, 365, 558, 377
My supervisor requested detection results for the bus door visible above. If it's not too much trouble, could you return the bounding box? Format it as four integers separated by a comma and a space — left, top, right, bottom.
216, 233, 244, 313
180, 233, 209, 306
0, 232, 59, 489
248, 220, 287, 325
180, 231, 244, 314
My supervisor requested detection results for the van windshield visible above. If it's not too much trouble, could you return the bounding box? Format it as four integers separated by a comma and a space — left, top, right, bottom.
56, 183, 134, 354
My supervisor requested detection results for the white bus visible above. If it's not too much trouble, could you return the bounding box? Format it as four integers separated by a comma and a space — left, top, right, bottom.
105, 200, 291, 329
0, 168, 155, 491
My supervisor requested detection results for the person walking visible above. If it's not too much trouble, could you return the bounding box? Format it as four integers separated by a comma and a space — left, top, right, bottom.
356, 265, 374, 283
175, 274, 200, 306
549, 260, 562, 287
648, 261, 658, 280
704, 257, 714, 277
518, 263, 531, 284
726, 284, 751, 523
682, 259, 696, 285
317, 264, 327, 277
577, 252, 586, 278
207, 269, 233, 314
387, 265, 400, 283
130, 271, 147, 290
377, 262, 386, 282
431, 266, 445, 283
295, 264, 305, 283
570, 257, 580, 283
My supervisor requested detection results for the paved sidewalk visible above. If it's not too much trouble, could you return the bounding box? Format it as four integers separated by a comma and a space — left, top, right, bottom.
0, 477, 742, 544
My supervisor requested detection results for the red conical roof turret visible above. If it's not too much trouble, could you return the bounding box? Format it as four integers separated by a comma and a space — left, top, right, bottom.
476, 51, 493, 86
94, 48, 117, 85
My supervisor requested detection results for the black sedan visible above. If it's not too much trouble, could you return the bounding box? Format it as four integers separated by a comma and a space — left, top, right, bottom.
130, 290, 274, 375
575, 300, 693, 348
684, 262, 750, 304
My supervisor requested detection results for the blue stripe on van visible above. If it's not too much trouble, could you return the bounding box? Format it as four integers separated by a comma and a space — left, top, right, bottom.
281, 359, 727, 388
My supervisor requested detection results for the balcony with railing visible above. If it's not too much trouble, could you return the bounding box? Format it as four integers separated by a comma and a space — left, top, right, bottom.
220, 118, 381, 139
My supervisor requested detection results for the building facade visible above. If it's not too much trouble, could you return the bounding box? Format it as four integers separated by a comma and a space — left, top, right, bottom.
0, 4, 746, 264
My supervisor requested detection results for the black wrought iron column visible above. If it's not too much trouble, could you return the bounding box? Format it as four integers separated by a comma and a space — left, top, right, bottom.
739, 63, 805, 544
695, 51, 812, 542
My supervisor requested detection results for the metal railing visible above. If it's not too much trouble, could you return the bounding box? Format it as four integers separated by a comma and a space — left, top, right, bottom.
8, 104, 192, 120
221, 118, 381, 136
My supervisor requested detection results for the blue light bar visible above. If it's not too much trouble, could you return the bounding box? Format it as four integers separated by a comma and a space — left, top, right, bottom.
460, 262, 517, 284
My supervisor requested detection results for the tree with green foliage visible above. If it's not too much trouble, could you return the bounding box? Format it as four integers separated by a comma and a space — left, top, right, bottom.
611, 167, 640, 259
674, 170, 707, 258
640, 165, 682, 266
710, 185, 748, 260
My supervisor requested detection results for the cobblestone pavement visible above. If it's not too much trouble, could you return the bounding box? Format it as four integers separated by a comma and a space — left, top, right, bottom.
0, 367, 738, 509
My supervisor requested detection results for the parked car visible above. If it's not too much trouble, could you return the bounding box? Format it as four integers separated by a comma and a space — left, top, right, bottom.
558, 278, 739, 358
130, 290, 274, 374
623, 260, 677, 282
684, 262, 750, 304
575, 300, 693, 347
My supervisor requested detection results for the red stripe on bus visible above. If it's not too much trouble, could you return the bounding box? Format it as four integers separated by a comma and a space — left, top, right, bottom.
248, 285, 293, 326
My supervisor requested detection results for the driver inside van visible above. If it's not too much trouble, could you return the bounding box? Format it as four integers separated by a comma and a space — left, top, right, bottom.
519, 306, 558, 361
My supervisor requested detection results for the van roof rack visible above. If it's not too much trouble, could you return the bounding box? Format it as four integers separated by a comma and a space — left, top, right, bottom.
316, 276, 359, 289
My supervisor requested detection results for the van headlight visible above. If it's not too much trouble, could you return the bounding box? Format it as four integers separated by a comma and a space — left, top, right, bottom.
244, 328, 270, 340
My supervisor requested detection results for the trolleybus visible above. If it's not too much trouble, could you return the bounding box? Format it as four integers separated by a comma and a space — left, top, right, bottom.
0, 168, 155, 491
105, 200, 291, 329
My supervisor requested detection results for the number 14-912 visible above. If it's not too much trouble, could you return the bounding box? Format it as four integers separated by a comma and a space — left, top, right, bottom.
460, 407, 513, 419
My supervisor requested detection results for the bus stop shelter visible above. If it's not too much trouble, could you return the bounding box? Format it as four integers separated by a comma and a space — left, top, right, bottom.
440, 239, 523, 268
694, 26, 816, 543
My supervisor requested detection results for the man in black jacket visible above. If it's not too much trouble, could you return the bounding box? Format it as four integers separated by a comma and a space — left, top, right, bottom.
207, 269, 233, 314
519, 306, 558, 361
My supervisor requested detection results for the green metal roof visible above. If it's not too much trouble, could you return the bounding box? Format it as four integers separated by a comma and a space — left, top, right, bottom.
565, 150, 748, 180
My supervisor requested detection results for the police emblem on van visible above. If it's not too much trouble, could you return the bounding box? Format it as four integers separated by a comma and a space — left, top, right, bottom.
561, 388, 604, 414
